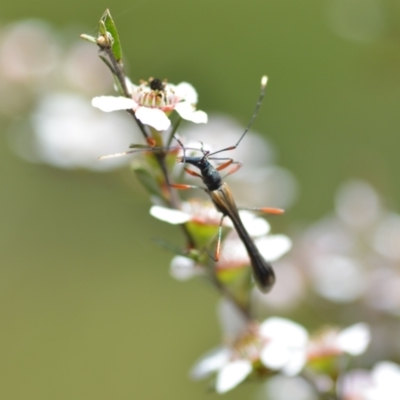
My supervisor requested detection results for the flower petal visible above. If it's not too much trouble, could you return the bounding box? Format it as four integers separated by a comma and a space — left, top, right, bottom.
216, 360, 252, 393
337, 323, 370, 356
260, 318, 308, 376
175, 82, 198, 104
260, 317, 308, 347
175, 102, 208, 124
255, 234, 292, 261
237, 210, 270, 236
91, 96, 135, 112
260, 341, 291, 370
189, 109, 208, 124
371, 361, 400, 387
189, 346, 231, 380
367, 361, 400, 399
282, 348, 307, 376
149, 205, 191, 224
135, 106, 171, 131
170, 256, 202, 281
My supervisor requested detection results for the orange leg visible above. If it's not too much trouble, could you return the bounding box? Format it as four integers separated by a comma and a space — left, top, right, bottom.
222, 162, 243, 179
239, 207, 285, 215
215, 159, 234, 171
184, 167, 202, 178
170, 183, 202, 190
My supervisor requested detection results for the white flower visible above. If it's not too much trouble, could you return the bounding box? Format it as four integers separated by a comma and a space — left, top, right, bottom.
10, 92, 139, 171
216, 360, 253, 394
337, 369, 373, 400
169, 255, 204, 281
365, 361, 400, 400
92, 79, 207, 131
151, 201, 291, 287
307, 323, 371, 360
190, 346, 231, 380
337, 323, 371, 356
338, 362, 400, 400
150, 199, 221, 226
179, 114, 298, 209
255, 234, 292, 262
225, 209, 270, 236
149, 205, 191, 225
190, 300, 308, 393
262, 375, 318, 400
294, 180, 400, 307
252, 260, 305, 311
309, 254, 367, 302
259, 317, 308, 376
217, 229, 292, 272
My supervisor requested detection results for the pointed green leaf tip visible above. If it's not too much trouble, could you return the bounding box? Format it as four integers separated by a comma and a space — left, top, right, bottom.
101, 9, 123, 62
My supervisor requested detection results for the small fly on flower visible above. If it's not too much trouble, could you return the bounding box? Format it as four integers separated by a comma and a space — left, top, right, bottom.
92, 77, 207, 132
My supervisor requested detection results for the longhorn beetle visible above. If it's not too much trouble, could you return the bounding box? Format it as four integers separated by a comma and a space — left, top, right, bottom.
172, 76, 284, 293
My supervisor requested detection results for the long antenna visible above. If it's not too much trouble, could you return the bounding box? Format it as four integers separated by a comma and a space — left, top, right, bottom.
209, 76, 268, 157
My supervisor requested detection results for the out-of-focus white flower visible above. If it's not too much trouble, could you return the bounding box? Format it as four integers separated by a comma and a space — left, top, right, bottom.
259, 317, 308, 376
217, 230, 292, 274
291, 180, 400, 312
12, 92, 140, 170
169, 255, 204, 281
190, 299, 308, 393
255, 235, 292, 262
338, 362, 400, 400
216, 360, 253, 393
365, 361, 400, 400
1, 20, 137, 170
0, 20, 61, 117
0, 20, 59, 83
260, 375, 318, 400
253, 260, 305, 311
307, 323, 370, 361
337, 323, 371, 356
337, 369, 373, 400
150, 199, 221, 226
366, 268, 400, 316
335, 180, 382, 229
327, 0, 385, 44
179, 114, 298, 209
225, 210, 270, 237
149, 205, 191, 225
373, 213, 400, 262
309, 254, 367, 302
92, 79, 207, 131
62, 41, 113, 96
152, 200, 291, 285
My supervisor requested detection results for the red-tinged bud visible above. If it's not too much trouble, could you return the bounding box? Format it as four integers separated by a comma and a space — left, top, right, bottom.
146, 137, 157, 147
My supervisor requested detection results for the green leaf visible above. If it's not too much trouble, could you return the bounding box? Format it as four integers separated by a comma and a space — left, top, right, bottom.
101, 9, 123, 62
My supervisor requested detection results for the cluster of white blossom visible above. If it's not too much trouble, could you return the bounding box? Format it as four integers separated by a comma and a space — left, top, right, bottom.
3, 15, 400, 399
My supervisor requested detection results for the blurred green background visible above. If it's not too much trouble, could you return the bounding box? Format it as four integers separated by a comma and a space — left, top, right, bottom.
1, 0, 400, 399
